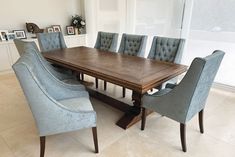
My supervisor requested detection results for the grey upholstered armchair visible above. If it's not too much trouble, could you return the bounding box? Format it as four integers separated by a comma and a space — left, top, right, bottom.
37, 32, 67, 52
141, 50, 225, 152
36, 32, 80, 80
148, 36, 185, 90
118, 33, 148, 97
94, 31, 119, 90
14, 39, 76, 82
94, 31, 118, 52
118, 33, 147, 57
13, 48, 99, 157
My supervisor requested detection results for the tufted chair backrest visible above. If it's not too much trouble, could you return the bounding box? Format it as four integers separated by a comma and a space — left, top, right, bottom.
148, 36, 185, 64
94, 31, 118, 52
118, 34, 147, 57
37, 32, 67, 53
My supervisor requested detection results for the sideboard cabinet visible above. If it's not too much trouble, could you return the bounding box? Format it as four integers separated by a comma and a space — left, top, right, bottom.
0, 34, 86, 74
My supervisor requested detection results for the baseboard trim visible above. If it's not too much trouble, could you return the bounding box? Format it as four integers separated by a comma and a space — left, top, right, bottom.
213, 82, 235, 93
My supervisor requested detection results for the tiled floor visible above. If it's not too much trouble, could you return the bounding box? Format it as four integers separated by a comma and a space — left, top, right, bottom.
0, 73, 235, 157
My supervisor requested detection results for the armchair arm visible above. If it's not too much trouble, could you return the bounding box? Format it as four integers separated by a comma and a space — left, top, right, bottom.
138, 35, 148, 57
143, 58, 207, 124
13, 62, 96, 136
19, 58, 86, 100
109, 33, 118, 52
174, 39, 185, 64
33, 82, 96, 136
94, 32, 101, 49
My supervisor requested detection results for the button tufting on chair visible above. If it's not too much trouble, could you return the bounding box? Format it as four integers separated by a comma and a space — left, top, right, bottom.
148, 36, 186, 90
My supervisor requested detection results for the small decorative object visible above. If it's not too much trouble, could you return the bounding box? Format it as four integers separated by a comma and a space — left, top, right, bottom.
6, 33, 16, 41
71, 15, 86, 34
0, 30, 8, 41
13, 30, 27, 39
66, 26, 75, 35
47, 27, 54, 33
52, 25, 61, 32
26, 23, 44, 34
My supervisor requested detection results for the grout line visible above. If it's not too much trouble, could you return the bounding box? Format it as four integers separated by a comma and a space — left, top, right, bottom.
206, 132, 235, 147
0, 135, 17, 157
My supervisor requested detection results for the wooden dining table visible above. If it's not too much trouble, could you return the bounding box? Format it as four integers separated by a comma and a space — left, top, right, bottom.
43, 46, 187, 129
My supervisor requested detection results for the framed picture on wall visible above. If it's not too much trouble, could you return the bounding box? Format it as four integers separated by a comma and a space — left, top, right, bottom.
52, 25, 61, 32
6, 33, 16, 40
47, 27, 54, 33
13, 30, 27, 39
0, 30, 8, 41
66, 26, 75, 35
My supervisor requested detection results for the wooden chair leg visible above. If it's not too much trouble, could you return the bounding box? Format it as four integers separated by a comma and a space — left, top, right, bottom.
104, 81, 107, 91
141, 108, 146, 130
199, 109, 204, 133
95, 78, 98, 89
180, 123, 187, 152
122, 87, 126, 98
81, 73, 84, 81
76, 72, 81, 81
92, 127, 99, 153
40, 136, 46, 157
156, 84, 163, 91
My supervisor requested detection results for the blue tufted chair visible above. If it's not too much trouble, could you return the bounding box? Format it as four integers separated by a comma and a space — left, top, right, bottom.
95, 31, 118, 52
141, 50, 225, 152
148, 36, 185, 90
118, 33, 147, 57
118, 33, 147, 97
94, 31, 119, 90
13, 47, 99, 157
37, 32, 67, 52
36, 32, 79, 80
14, 39, 76, 83
148, 36, 185, 63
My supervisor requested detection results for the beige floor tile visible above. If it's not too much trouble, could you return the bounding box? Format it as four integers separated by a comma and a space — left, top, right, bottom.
0, 122, 39, 157
0, 92, 33, 132
0, 74, 235, 157
204, 100, 235, 146
69, 98, 127, 151
127, 118, 234, 157
0, 136, 15, 157
99, 129, 191, 157
0, 122, 98, 157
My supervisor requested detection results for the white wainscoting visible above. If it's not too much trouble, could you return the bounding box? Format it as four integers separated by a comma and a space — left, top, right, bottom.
0, 34, 86, 74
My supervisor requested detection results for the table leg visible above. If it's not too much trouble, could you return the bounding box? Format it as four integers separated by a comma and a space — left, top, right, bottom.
88, 87, 152, 130
116, 91, 150, 129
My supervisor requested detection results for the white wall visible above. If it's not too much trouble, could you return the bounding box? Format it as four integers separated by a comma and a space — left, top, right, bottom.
0, 0, 82, 35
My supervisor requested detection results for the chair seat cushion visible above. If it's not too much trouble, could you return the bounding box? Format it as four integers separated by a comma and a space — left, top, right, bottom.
59, 97, 94, 112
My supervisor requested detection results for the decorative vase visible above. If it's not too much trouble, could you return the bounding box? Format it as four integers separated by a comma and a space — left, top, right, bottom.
75, 28, 79, 35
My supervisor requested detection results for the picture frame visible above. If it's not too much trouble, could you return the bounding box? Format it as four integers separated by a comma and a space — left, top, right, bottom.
13, 30, 27, 39
46, 27, 54, 33
52, 25, 61, 32
0, 30, 8, 41
6, 33, 16, 40
66, 26, 75, 35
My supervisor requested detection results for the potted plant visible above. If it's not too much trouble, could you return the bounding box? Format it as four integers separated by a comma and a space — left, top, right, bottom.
71, 15, 86, 34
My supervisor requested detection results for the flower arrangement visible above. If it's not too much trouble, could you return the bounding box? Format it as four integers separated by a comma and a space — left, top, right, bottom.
71, 15, 86, 29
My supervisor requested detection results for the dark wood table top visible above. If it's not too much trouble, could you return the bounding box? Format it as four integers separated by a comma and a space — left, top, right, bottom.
43, 46, 187, 94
